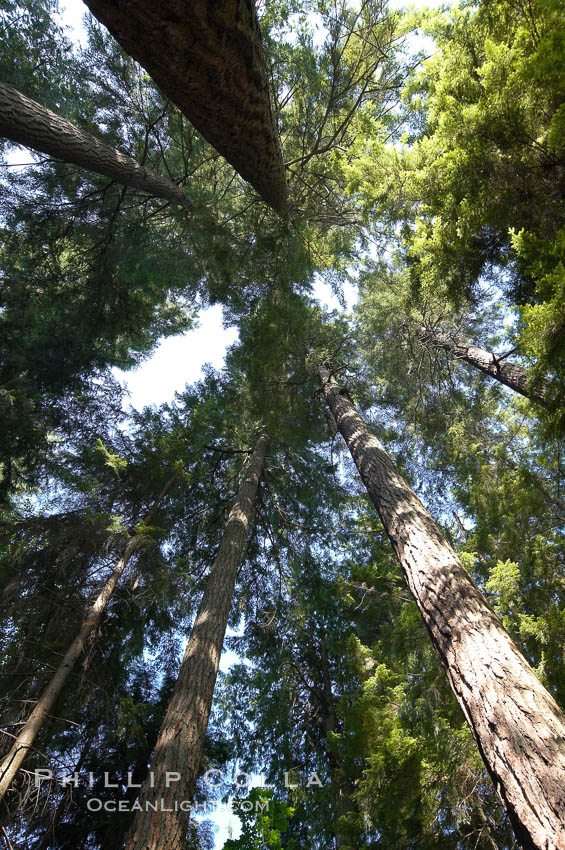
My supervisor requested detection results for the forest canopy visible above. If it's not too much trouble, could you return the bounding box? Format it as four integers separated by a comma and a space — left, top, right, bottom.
0, 1, 564, 849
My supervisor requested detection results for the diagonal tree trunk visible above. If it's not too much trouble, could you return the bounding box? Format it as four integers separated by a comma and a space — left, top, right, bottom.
418, 326, 549, 406
0, 539, 137, 801
124, 432, 269, 850
318, 365, 565, 850
0, 476, 178, 801
82, 0, 288, 213
0, 81, 190, 208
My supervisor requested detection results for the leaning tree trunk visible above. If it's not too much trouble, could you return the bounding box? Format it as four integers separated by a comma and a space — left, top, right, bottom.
124, 432, 269, 850
0, 538, 137, 800
418, 326, 549, 406
318, 366, 565, 850
0, 81, 190, 208
82, 0, 288, 213
0, 476, 177, 801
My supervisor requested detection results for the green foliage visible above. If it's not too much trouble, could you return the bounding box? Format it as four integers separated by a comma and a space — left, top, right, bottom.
224, 789, 294, 850
263, 0, 404, 269
0, 0, 76, 112
96, 438, 128, 477
2, 2, 564, 849
513, 225, 565, 381
349, 0, 565, 379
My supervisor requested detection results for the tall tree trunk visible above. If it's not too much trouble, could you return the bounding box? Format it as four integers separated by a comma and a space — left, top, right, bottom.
82, 0, 288, 213
0, 81, 190, 208
124, 432, 269, 850
318, 366, 565, 850
418, 326, 549, 406
317, 636, 355, 849
0, 538, 137, 800
0, 477, 177, 801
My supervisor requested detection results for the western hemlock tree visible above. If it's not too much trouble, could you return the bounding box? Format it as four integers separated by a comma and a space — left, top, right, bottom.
82, 0, 288, 212
125, 433, 268, 850
0, 535, 138, 801
318, 365, 565, 850
416, 326, 550, 407
0, 82, 191, 206
0, 472, 179, 801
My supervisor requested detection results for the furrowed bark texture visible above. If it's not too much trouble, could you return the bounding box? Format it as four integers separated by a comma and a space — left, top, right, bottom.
124, 433, 269, 850
0, 81, 190, 207
83, 0, 288, 213
318, 366, 565, 850
418, 327, 549, 406
0, 537, 138, 800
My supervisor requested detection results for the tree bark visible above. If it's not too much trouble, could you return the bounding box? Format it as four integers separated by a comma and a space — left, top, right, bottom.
124, 432, 269, 850
0, 81, 190, 208
82, 0, 288, 214
318, 366, 565, 850
0, 538, 137, 800
317, 637, 355, 849
0, 476, 177, 801
418, 326, 549, 406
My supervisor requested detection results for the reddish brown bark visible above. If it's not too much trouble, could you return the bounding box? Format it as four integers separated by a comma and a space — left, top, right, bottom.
0, 81, 190, 207
124, 433, 269, 850
83, 0, 288, 213
418, 326, 549, 406
319, 365, 565, 850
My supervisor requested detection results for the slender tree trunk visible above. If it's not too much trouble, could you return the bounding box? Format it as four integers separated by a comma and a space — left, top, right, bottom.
82, 0, 288, 214
0, 538, 137, 800
318, 366, 565, 850
0, 81, 190, 208
317, 637, 355, 849
124, 433, 269, 850
0, 477, 177, 801
418, 326, 549, 405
